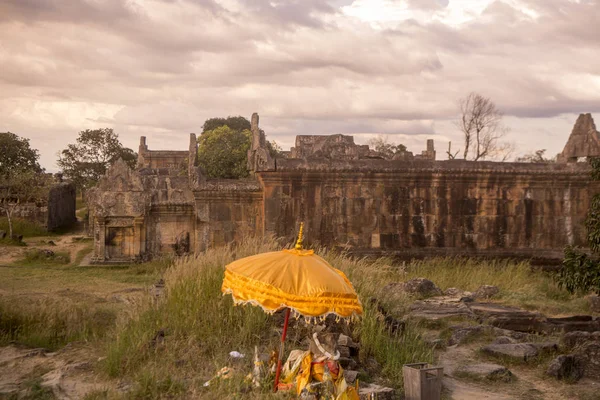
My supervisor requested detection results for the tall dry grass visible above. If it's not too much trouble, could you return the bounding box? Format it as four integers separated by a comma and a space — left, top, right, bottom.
103, 238, 434, 397
0, 297, 117, 349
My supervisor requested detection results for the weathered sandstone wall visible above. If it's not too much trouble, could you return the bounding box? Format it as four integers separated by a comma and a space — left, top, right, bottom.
260, 159, 596, 260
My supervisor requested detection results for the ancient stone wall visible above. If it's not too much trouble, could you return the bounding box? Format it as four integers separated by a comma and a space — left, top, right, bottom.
194, 180, 264, 251
87, 113, 600, 263
259, 159, 596, 260
47, 183, 76, 231
10, 182, 76, 231
137, 136, 190, 170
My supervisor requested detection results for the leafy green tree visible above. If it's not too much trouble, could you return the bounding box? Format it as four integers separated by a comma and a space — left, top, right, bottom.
0, 132, 43, 178
0, 132, 46, 238
368, 136, 407, 159
57, 128, 136, 194
0, 171, 50, 239
202, 116, 251, 134
556, 157, 600, 294
197, 126, 252, 179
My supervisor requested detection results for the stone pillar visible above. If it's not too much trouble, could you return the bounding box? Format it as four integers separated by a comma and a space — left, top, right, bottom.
94, 217, 106, 261
133, 216, 145, 258
137, 136, 148, 168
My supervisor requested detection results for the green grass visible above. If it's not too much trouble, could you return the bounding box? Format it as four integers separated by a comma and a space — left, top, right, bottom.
17, 249, 71, 266
362, 257, 590, 316
0, 297, 117, 350
0, 217, 49, 237
73, 244, 94, 266
0, 258, 164, 350
0, 236, 27, 246
76, 196, 86, 210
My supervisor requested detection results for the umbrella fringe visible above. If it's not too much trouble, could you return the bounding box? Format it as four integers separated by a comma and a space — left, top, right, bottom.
224, 292, 361, 324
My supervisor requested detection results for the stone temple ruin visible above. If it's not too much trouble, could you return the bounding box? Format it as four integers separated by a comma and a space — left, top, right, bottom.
87, 113, 600, 263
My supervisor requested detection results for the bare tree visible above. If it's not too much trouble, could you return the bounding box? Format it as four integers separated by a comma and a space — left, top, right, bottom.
456, 92, 512, 161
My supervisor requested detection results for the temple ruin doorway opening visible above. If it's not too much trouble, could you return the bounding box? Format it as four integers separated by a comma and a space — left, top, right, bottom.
105, 226, 134, 260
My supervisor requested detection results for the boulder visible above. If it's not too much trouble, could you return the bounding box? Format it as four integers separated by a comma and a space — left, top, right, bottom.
492, 336, 518, 345
338, 357, 358, 370
444, 287, 462, 296
470, 303, 545, 333
448, 325, 485, 346
359, 384, 395, 400
337, 334, 358, 348
344, 370, 359, 384
481, 343, 539, 361
562, 331, 600, 349
586, 295, 600, 313
384, 278, 442, 298
408, 298, 475, 321
530, 342, 559, 354
546, 355, 585, 382
575, 342, 600, 379
456, 363, 515, 382
545, 315, 600, 333
473, 285, 500, 300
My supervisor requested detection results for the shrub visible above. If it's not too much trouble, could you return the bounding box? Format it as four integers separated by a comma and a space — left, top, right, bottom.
556, 157, 600, 294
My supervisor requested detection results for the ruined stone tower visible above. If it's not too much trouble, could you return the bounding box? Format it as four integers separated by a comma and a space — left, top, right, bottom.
557, 113, 600, 162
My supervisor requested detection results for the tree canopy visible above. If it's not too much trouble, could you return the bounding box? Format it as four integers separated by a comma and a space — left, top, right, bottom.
0, 132, 43, 178
0, 132, 47, 238
368, 136, 407, 159
197, 126, 252, 179
57, 128, 136, 193
202, 116, 251, 134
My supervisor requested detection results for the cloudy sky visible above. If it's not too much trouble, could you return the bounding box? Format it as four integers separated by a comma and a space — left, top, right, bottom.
1, 0, 599, 171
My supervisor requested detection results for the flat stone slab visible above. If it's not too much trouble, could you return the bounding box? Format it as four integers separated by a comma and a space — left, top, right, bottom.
408, 298, 475, 320
359, 384, 394, 400
456, 363, 515, 382
481, 343, 539, 361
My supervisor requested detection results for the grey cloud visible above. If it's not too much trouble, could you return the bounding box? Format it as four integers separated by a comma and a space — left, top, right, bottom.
1, 0, 600, 171
242, 0, 335, 28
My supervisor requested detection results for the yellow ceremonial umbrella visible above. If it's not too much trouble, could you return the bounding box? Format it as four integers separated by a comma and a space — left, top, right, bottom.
221, 223, 363, 391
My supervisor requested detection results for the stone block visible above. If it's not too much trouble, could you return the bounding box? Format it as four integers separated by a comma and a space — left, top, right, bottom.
456, 363, 515, 382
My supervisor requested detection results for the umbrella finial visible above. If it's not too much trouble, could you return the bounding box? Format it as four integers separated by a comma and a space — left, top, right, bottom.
295, 222, 304, 250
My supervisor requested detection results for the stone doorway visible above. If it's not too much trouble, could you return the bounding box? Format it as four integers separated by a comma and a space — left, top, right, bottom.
105, 226, 134, 260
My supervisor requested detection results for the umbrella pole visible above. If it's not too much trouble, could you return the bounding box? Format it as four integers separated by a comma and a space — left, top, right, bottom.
273, 307, 291, 392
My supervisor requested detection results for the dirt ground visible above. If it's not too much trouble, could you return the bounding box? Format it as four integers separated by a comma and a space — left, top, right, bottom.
0, 343, 119, 399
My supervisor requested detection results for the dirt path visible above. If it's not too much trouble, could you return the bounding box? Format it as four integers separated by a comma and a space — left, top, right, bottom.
0, 343, 118, 399
0, 233, 91, 266
439, 345, 516, 400
439, 344, 599, 400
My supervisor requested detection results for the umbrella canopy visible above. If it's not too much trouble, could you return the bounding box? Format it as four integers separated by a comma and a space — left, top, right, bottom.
222, 247, 363, 320
221, 223, 363, 392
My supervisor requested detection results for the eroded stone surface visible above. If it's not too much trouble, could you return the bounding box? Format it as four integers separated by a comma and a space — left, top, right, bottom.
546, 354, 585, 382
456, 363, 515, 382
87, 113, 599, 264
358, 384, 395, 400
481, 343, 540, 361
473, 285, 500, 300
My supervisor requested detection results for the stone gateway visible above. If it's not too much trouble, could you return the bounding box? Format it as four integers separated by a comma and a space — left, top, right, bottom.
87, 114, 600, 263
